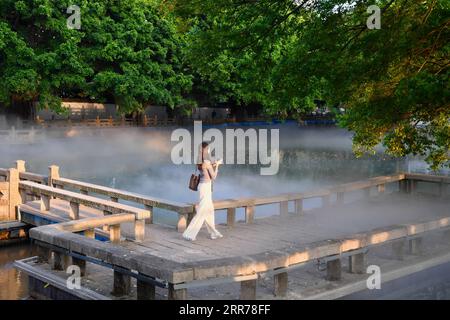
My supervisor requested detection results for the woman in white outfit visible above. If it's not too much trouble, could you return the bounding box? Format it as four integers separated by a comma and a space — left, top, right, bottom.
183, 142, 223, 241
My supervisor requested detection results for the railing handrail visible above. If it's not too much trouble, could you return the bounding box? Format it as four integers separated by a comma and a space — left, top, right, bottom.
213, 173, 407, 210
47, 213, 135, 233
19, 180, 150, 220
405, 173, 450, 184
52, 177, 193, 214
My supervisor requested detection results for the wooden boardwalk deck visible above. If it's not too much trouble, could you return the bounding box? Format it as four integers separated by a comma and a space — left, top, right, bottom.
2, 162, 448, 300
20, 191, 449, 263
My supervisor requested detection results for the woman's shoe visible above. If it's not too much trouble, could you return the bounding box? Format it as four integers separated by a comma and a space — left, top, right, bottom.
183, 235, 196, 241
210, 232, 223, 240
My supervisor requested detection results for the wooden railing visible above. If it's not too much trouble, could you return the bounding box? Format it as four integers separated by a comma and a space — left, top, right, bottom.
0, 127, 45, 144
1, 160, 194, 232
213, 174, 409, 226
52, 176, 194, 232
32, 115, 176, 128
19, 180, 150, 242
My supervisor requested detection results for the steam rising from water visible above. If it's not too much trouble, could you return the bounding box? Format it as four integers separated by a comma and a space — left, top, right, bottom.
0, 124, 423, 204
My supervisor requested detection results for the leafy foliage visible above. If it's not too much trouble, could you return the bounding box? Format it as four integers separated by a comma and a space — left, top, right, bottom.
174, 0, 449, 169
0, 0, 192, 112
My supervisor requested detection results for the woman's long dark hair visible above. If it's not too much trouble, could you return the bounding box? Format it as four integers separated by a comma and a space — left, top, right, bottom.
197, 142, 209, 170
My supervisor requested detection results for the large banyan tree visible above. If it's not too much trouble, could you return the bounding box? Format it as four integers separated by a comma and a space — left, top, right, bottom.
174, 0, 449, 169
0, 0, 192, 114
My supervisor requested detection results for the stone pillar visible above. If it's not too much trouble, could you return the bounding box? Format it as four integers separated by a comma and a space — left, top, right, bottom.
240, 279, 257, 300
16, 160, 26, 173
112, 271, 131, 296
51, 251, 71, 271
144, 205, 153, 224
168, 284, 187, 300
69, 201, 79, 220
134, 219, 145, 242
72, 254, 87, 276
392, 241, 405, 260
103, 210, 112, 231
408, 237, 422, 255
295, 199, 303, 215
48, 165, 60, 187
245, 206, 255, 224
349, 253, 365, 274
137, 276, 156, 300
177, 214, 187, 233
109, 225, 121, 243
280, 201, 289, 216
273, 272, 288, 297
399, 180, 407, 193
326, 259, 341, 281
7, 168, 21, 220
227, 208, 236, 226
336, 192, 344, 205
40, 195, 50, 211
84, 229, 95, 239
36, 245, 50, 263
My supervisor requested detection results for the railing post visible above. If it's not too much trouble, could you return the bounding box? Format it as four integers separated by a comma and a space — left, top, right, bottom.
408, 237, 422, 255
294, 199, 303, 215
16, 160, 29, 202
399, 179, 407, 193
137, 275, 156, 300
377, 184, 385, 194
280, 201, 288, 216
273, 272, 288, 297
69, 201, 80, 220
113, 271, 131, 296
103, 210, 112, 231
245, 206, 254, 224
40, 195, 51, 211
168, 283, 187, 300
134, 219, 145, 242
7, 168, 21, 220
326, 259, 341, 281
227, 208, 236, 227
144, 205, 153, 224
109, 224, 121, 243
36, 244, 50, 263
48, 165, 60, 187
51, 251, 71, 271
240, 279, 257, 300
336, 192, 344, 205
349, 253, 365, 274
16, 160, 26, 173
84, 229, 95, 239
177, 214, 187, 233
72, 254, 87, 276
392, 240, 405, 260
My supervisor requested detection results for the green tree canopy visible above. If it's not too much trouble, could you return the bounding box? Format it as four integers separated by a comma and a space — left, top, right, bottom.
0, 0, 192, 113
174, 0, 449, 169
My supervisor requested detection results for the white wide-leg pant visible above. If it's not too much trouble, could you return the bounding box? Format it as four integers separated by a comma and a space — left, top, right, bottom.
183, 181, 220, 240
